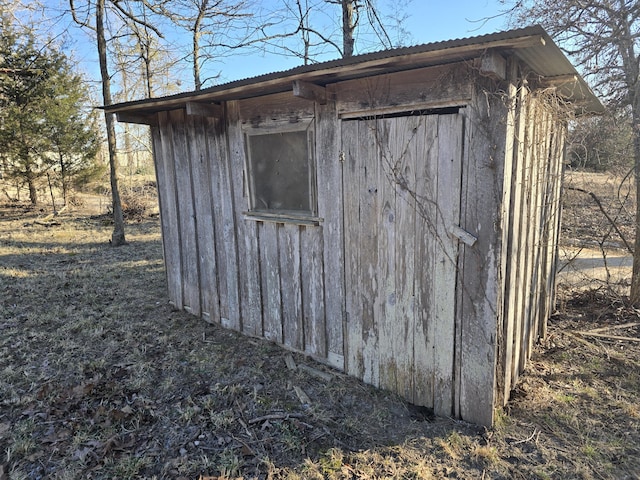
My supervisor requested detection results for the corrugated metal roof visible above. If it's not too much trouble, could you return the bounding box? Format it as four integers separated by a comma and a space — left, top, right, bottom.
106, 25, 603, 115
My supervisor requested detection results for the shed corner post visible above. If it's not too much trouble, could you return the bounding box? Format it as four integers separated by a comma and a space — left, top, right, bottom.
456, 73, 511, 427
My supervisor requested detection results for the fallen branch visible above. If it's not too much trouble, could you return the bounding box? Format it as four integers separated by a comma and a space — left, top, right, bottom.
33, 220, 61, 227
247, 413, 304, 425
575, 331, 640, 343
583, 322, 640, 334
511, 428, 539, 445
565, 187, 633, 254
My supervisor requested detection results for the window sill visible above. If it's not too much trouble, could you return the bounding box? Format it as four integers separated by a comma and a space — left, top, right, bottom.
242, 211, 323, 226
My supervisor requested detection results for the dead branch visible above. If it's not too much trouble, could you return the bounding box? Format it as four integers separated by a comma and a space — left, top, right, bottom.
565, 186, 634, 254
575, 331, 640, 343
247, 413, 304, 425
583, 322, 640, 334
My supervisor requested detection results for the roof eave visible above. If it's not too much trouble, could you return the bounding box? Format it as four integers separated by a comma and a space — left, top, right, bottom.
103, 25, 603, 117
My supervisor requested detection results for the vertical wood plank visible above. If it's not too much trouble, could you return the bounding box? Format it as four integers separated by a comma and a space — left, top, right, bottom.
343, 118, 380, 387
170, 109, 201, 316
392, 116, 417, 401
414, 115, 439, 408
525, 101, 544, 360
301, 225, 327, 358
260, 222, 283, 343
536, 109, 556, 337
343, 120, 365, 379
316, 98, 345, 369
500, 61, 521, 400
205, 116, 229, 323
212, 106, 241, 330
540, 121, 566, 338
518, 96, 537, 372
549, 124, 567, 310
359, 119, 380, 387
226, 100, 263, 336
509, 83, 531, 390
528, 105, 551, 353
279, 224, 303, 350
432, 113, 463, 417
376, 118, 397, 393
187, 114, 220, 322
153, 116, 182, 309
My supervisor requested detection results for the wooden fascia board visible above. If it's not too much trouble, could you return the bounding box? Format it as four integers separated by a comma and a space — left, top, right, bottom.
116, 111, 158, 126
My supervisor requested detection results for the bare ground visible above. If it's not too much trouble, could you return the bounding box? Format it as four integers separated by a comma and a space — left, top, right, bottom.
0, 174, 639, 479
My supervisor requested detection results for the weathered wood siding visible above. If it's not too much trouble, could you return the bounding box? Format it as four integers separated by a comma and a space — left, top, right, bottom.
148, 58, 566, 426
498, 63, 567, 404
342, 113, 463, 417
153, 93, 346, 366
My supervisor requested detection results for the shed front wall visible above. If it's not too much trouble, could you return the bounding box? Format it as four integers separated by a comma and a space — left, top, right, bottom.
148, 58, 565, 425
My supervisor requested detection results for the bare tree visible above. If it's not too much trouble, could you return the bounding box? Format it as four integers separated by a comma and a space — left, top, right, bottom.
507, 0, 640, 302
328, 0, 393, 57
69, 0, 165, 246
154, 0, 253, 90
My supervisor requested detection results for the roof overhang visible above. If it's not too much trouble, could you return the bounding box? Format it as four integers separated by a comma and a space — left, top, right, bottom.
105, 25, 603, 121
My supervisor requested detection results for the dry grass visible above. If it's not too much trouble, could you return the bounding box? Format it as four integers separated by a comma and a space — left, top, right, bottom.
0, 173, 639, 479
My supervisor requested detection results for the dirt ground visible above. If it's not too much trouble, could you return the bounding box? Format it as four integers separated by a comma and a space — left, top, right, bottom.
0, 173, 639, 479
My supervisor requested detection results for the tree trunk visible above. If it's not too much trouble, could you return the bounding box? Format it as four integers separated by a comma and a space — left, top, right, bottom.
193, 0, 208, 90
193, 29, 202, 90
628, 106, 640, 304
26, 169, 37, 205
96, 0, 126, 246
341, 0, 355, 57
616, 0, 640, 304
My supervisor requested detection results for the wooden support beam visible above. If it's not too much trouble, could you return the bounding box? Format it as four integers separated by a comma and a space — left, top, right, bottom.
116, 111, 158, 126
186, 101, 223, 117
292, 80, 327, 104
478, 51, 507, 81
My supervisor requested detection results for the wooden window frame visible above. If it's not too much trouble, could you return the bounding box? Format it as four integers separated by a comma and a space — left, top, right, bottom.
243, 121, 320, 225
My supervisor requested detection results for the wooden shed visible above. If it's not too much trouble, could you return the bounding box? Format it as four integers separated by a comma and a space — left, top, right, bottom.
106, 26, 602, 426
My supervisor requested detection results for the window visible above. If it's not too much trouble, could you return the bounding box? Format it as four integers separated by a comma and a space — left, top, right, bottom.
245, 126, 317, 221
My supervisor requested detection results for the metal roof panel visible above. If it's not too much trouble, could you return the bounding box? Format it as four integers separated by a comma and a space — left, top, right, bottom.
105, 25, 603, 115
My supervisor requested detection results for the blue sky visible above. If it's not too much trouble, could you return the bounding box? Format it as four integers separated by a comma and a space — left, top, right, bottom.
218, 0, 511, 82
37, 0, 513, 92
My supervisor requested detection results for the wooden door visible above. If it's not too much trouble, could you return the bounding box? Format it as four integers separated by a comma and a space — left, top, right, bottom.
342, 112, 464, 415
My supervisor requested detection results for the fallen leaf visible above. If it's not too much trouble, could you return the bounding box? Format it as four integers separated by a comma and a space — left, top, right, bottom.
42, 427, 71, 444
241, 444, 254, 456
73, 446, 94, 462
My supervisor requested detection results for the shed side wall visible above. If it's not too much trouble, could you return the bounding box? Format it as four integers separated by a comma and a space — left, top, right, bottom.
499, 72, 567, 401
